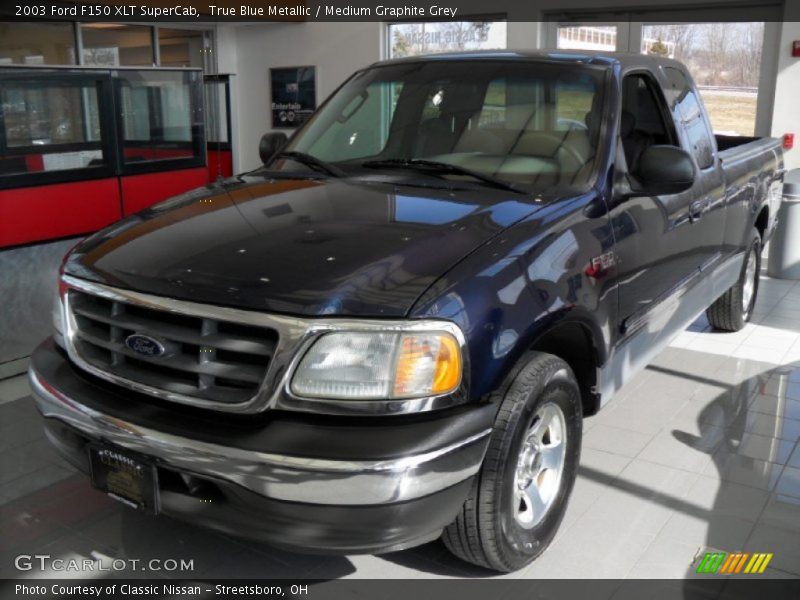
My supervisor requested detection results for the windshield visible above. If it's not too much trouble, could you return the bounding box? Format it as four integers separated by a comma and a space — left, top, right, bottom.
279, 60, 607, 193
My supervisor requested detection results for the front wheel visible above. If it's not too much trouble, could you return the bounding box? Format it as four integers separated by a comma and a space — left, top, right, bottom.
706, 230, 761, 332
442, 352, 582, 572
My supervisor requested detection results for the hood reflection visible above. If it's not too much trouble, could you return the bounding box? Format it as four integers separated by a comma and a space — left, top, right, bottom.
66, 175, 544, 317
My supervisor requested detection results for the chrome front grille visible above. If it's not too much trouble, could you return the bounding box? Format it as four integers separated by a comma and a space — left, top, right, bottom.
67, 288, 278, 405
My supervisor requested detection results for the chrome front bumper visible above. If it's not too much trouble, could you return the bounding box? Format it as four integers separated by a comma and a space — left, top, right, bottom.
28, 351, 491, 507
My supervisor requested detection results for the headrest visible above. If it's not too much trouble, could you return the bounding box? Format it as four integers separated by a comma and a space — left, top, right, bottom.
512, 131, 564, 157
438, 83, 482, 116
454, 128, 507, 154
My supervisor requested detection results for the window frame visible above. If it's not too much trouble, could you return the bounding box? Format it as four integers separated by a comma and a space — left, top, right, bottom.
113, 69, 206, 176
0, 66, 206, 190
204, 73, 232, 152
618, 68, 681, 173
0, 70, 117, 190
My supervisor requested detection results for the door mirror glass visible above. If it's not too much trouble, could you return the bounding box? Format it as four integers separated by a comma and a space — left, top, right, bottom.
633, 145, 695, 196
259, 132, 288, 165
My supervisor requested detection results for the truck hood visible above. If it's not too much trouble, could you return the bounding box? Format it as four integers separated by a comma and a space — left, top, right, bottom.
65, 174, 543, 316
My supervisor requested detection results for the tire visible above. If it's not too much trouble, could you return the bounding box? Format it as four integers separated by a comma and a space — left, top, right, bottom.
442, 352, 582, 572
706, 230, 761, 332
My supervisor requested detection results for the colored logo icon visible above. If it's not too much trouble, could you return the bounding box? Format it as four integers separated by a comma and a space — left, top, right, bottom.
695, 551, 773, 574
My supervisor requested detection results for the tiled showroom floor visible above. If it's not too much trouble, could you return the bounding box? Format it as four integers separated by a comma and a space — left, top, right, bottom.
2, 264, 799, 586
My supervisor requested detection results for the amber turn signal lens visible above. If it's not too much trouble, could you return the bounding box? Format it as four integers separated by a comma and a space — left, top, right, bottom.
431, 334, 461, 393
393, 333, 462, 397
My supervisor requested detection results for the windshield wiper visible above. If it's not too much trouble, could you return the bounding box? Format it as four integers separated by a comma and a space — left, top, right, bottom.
274, 151, 346, 178
361, 158, 527, 194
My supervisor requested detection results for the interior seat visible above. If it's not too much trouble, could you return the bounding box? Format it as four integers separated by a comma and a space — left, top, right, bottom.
414, 84, 486, 157
452, 127, 508, 154
620, 109, 654, 173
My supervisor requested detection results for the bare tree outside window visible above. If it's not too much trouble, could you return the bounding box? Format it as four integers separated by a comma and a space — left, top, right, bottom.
642, 23, 764, 135
644, 24, 696, 61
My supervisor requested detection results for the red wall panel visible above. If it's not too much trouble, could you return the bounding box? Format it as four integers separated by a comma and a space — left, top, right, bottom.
0, 178, 121, 248
123, 147, 195, 161
206, 150, 234, 182
120, 167, 209, 216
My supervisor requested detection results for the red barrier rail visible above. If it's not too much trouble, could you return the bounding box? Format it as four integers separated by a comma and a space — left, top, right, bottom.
0, 65, 220, 249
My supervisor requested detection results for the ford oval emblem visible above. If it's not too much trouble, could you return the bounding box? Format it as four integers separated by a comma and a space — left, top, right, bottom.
125, 334, 166, 358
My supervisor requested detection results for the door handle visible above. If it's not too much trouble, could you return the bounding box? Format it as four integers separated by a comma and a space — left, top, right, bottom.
689, 199, 706, 223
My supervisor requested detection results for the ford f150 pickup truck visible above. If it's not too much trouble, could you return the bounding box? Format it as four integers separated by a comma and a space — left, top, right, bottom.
29, 51, 784, 572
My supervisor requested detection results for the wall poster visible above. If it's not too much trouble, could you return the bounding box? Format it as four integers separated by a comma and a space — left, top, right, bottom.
270, 66, 316, 128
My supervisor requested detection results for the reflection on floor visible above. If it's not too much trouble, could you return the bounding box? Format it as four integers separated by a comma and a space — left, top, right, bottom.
2, 268, 799, 588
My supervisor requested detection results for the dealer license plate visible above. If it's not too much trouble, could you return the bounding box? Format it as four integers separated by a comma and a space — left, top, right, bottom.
88, 445, 159, 514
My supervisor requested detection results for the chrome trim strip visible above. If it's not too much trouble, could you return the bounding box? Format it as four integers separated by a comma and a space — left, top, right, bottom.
29, 365, 490, 505
61, 275, 468, 415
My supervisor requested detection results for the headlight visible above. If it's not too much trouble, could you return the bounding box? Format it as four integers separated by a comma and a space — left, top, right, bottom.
290, 331, 462, 400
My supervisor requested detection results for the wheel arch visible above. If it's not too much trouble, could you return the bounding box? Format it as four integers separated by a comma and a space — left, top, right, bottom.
527, 317, 605, 416
755, 205, 769, 242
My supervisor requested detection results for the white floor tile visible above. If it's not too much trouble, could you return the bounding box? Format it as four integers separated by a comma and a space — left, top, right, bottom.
583, 424, 653, 458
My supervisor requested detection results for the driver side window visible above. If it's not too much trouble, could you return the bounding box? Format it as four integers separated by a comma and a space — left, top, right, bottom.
620, 73, 676, 174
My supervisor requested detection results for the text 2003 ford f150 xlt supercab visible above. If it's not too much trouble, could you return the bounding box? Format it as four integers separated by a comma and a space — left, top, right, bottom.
30, 52, 784, 571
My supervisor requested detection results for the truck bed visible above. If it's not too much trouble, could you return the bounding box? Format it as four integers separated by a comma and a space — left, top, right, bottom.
715, 134, 761, 152
718, 134, 782, 166
717, 135, 784, 249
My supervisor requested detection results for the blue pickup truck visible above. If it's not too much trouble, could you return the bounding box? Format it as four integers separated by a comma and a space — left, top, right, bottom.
30, 51, 783, 571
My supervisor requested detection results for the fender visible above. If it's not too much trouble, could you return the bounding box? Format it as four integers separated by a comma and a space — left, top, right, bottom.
410, 191, 616, 405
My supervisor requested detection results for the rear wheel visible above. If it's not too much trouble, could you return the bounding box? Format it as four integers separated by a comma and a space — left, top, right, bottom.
442, 352, 582, 572
706, 230, 761, 332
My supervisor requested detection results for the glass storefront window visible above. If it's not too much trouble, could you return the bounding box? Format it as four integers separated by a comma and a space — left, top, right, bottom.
557, 25, 618, 51
117, 70, 203, 164
1, 24, 212, 69
159, 28, 206, 68
0, 23, 76, 66
0, 76, 107, 176
205, 78, 229, 144
81, 24, 154, 67
388, 21, 507, 59
641, 23, 765, 135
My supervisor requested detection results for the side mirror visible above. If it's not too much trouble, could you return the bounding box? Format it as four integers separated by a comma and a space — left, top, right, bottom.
259, 132, 288, 165
632, 145, 696, 196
